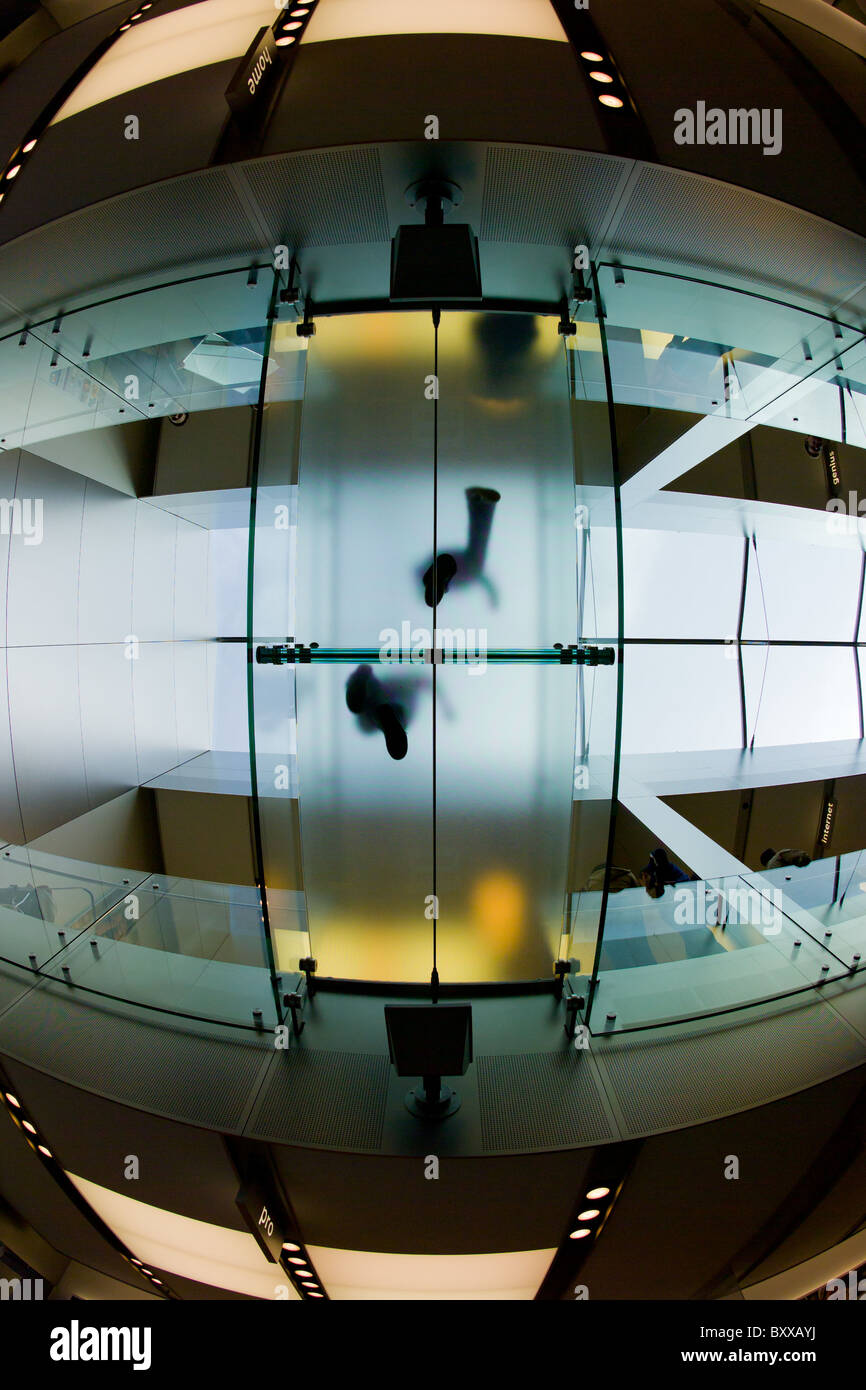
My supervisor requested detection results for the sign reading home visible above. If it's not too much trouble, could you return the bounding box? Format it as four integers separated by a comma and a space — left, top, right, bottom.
226, 27, 280, 118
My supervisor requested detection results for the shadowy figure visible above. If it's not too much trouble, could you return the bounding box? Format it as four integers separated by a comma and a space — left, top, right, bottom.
639, 847, 692, 900
760, 847, 811, 870
582, 863, 639, 894
421, 486, 501, 608
473, 313, 537, 399
346, 665, 421, 760
345, 666, 455, 760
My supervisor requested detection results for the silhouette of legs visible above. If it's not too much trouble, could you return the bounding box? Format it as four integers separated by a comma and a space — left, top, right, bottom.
345, 664, 408, 760
421, 486, 501, 608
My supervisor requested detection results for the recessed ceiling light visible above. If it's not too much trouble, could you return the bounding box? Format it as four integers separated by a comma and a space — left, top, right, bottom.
5, 1093, 20, 1107
275, 35, 296, 45
141, 1269, 153, 1277
589, 71, 613, 84
580, 51, 603, 61
586, 1186, 610, 1200
302, 1280, 318, 1288
307, 1291, 324, 1298
23, 1121, 36, 1134
569, 1228, 592, 1240
6, 165, 21, 180
290, 7, 309, 13
119, 23, 130, 31
280, 20, 303, 28
131, 1259, 142, 1266
38, 1145, 52, 1157
22, 139, 36, 153
599, 95, 623, 108
577, 1209, 600, 1221
282, 1242, 300, 1252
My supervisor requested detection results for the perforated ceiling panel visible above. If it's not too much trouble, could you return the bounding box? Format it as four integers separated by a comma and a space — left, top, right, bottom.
595, 999, 866, 1137
605, 162, 866, 311
238, 147, 390, 248
0, 167, 260, 323
0, 143, 862, 334
245, 1049, 390, 1151
0, 965, 34, 1018
0, 983, 273, 1132
480, 144, 630, 247
477, 1050, 617, 1152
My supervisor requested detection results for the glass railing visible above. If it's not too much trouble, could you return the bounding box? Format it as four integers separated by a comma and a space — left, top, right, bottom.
581, 263, 866, 438
0, 263, 289, 1030
0, 844, 282, 1029
573, 259, 866, 1031
580, 869, 858, 1032
749, 854, 866, 966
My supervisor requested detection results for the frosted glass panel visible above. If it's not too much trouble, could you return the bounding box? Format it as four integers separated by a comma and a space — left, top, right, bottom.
295, 661, 433, 981
295, 313, 434, 649
435, 664, 575, 980
436, 313, 576, 649
286, 311, 590, 981
290, 314, 433, 980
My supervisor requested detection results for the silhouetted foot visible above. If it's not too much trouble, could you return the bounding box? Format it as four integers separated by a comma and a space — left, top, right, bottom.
422, 553, 458, 608
374, 703, 408, 760
465, 485, 501, 507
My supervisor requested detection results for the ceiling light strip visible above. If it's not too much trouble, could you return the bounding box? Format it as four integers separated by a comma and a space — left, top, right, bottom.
0, 3, 157, 209
547, 1, 656, 160
0, 1063, 174, 1298
534, 1141, 642, 1299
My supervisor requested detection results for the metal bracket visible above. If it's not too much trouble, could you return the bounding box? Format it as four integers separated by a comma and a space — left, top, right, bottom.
555, 644, 616, 666
557, 294, 577, 337
562, 966, 587, 1038
283, 987, 306, 1037
255, 641, 318, 665
280, 254, 301, 306
297, 296, 316, 337
299, 956, 318, 999
572, 268, 593, 303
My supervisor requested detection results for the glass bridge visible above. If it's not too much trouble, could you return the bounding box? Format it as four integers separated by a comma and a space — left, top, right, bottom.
0, 260, 863, 1034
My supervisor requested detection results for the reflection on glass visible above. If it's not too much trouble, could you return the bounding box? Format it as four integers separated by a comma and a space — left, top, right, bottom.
588, 871, 851, 1031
